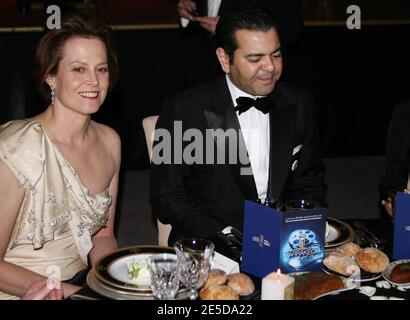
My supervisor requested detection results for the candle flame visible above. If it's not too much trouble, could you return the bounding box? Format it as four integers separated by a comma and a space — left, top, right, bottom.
277, 268, 281, 275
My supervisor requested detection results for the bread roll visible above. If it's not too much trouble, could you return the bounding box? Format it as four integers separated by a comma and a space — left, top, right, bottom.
200, 284, 239, 300
324, 255, 358, 276
355, 247, 389, 273
332, 242, 361, 257
227, 273, 255, 296
203, 269, 228, 288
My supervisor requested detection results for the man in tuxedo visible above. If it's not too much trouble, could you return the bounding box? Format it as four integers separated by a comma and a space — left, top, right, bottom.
150, 6, 326, 245
177, 0, 304, 45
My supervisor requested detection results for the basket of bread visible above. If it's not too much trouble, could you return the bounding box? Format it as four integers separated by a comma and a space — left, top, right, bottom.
199, 269, 255, 300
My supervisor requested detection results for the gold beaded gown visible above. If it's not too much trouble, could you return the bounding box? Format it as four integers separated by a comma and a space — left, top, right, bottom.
0, 119, 111, 299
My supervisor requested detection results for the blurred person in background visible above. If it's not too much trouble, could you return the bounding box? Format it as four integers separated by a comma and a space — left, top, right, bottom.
177, 0, 304, 45
379, 99, 410, 218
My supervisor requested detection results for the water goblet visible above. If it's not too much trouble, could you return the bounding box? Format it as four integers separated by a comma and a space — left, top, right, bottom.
174, 238, 215, 300
147, 253, 180, 300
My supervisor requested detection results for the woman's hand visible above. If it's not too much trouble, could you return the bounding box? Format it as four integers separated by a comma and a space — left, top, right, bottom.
22, 279, 63, 300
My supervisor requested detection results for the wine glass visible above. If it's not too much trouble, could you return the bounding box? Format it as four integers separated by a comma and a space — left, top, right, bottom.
147, 253, 180, 300
285, 199, 320, 211
173, 238, 215, 300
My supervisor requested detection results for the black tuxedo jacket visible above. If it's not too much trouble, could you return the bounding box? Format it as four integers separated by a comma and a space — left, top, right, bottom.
379, 99, 410, 200
150, 76, 326, 244
190, 0, 303, 45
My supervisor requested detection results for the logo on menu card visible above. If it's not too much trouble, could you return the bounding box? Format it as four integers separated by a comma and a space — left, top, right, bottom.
252, 234, 271, 248
281, 229, 324, 270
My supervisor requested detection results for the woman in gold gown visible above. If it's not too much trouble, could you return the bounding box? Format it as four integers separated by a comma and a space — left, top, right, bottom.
0, 15, 120, 299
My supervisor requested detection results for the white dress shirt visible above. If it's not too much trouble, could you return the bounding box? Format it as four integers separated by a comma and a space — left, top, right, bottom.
207, 0, 222, 17
226, 76, 270, 200
180, 0, 222, 27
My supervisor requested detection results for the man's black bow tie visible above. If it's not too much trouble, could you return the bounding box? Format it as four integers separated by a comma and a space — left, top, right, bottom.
234, 96, 274, 115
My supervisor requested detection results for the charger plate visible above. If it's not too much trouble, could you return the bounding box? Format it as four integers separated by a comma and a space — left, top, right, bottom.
325, 217, 355, 250
93, 245, 174, 292
87, 269, 189, 300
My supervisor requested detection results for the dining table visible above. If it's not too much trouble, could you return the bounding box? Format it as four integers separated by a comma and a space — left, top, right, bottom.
70, 217, 410, 300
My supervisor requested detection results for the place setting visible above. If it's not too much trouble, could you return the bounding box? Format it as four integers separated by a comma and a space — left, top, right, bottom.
85, 239, 218, 300
87, 245, 190, 300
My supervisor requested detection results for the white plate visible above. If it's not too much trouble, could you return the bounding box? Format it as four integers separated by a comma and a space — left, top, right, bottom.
313, 285, 353, 300
323, 265, 382, 282
325, 224, 340, 243
325, 217, 355, 249
382, 259, 410, 286
94, 245, 175, 292
108, 254, 151, 286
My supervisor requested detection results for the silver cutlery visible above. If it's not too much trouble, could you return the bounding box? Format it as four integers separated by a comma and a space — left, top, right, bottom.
353, 221, 385, 244
354, 229, 377, 247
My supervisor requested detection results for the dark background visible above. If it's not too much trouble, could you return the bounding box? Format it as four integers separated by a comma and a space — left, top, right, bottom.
1, 0, 409, 169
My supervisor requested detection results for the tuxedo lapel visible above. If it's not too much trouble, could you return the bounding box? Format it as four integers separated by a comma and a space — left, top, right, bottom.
195, 0, 208, 16
267, 85, 297, 201
203, 77, 258, 200
218, 0, 229, 14
219, 0, 258, 14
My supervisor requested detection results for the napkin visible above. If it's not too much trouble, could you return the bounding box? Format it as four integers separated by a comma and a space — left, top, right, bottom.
211, 251, 240, 274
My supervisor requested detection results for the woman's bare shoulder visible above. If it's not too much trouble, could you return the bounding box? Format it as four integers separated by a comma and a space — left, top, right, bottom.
92, 122, 120, 143
91, 121, 121, 163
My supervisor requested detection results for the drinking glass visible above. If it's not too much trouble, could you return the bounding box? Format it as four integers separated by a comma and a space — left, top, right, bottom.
174, 238, 215, 300
285, 199, 320, 211
147, 253, 180, 300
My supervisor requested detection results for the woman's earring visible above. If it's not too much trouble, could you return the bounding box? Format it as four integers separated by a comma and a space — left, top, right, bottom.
50, 85, 55, 105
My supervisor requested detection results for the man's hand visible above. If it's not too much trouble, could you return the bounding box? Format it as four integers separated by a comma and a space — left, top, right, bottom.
22, 279, 63, 300
177, 0, 197, 20
381, 197, 394, 218
195, 16, 220, 33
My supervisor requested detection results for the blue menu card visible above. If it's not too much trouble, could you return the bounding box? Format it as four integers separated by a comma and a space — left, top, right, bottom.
242, 200, 327, 278
393, 192, 410, 259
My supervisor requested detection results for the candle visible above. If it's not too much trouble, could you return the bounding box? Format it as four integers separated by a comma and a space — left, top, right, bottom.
261, 269, 295, 300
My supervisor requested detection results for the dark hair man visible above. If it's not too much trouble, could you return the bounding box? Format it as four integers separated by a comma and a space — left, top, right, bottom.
151, 6, 326, 245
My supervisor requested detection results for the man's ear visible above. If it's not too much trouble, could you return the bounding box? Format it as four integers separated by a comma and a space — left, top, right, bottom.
216, 47, 230, 74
